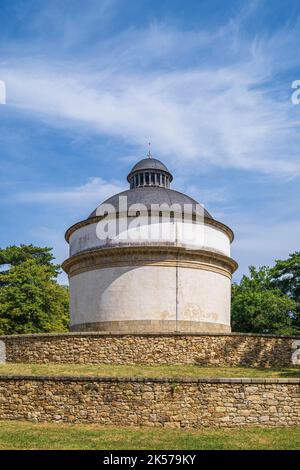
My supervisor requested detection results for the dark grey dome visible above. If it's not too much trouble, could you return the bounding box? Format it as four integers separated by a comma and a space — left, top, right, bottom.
127, 157, 173, 184
88, 186, 213, 219
128, 157, 170, 175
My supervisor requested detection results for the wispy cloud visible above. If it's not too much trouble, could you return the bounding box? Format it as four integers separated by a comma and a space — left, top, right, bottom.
29, 226, 69, 284
1, 0, 300, 283
13, 177, 125, 209
1, 10, 300, 178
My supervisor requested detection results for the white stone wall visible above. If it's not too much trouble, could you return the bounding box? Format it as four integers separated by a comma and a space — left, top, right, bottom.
69, 218, 231, 257
69, 265, 231, 330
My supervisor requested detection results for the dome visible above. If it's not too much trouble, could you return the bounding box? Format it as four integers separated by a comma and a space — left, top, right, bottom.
88, 186, 213, 219
128, 157, 171, 177
127, 157, 173, 185
87, 154, 213, 219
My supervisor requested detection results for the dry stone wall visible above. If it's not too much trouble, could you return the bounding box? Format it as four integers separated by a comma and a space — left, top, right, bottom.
1, 332, 300, 367
0, 376, 299, 428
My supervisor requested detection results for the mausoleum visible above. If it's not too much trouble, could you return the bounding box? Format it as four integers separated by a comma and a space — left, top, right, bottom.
62, 153, 238, 333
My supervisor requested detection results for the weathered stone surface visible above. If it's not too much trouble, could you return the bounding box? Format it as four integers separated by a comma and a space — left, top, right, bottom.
0, 341, 6, 364
291, 340, 300, 365
0, 377, 299, 428
1, 332, 299, 367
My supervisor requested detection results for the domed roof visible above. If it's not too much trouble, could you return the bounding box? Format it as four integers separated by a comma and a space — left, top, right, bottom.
88, 186, 213, 219
127, 157, 172, 182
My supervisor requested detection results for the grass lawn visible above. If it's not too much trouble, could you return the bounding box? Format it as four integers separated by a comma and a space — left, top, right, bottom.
0, 362, 299, 378
0, 420, 299, 450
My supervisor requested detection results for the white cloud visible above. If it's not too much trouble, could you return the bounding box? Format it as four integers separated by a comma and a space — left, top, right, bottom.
29, 226, 69, 284
14, 177, 125, 209
1, 19, 300, 178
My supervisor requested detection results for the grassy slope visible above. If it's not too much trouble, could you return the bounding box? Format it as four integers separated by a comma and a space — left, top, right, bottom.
0, 363, 299, 378
0, 421, 299, 450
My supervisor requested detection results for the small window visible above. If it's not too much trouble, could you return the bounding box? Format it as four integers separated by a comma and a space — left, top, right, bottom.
145, 173, 149, 184
151, 173, 155, 184
140, 173, 144, 185
162, 174, 165, 185
130, 178, 134, 189
135, 175, 138, 186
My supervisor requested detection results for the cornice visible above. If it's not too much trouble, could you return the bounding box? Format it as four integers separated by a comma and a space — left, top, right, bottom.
62, 245, 238, 279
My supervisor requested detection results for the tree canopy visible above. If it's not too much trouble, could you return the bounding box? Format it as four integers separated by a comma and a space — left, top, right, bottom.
232, 257, 300, 335
0, 244, 59, 276
271, 251, 300, 323
0, 245, 69, 335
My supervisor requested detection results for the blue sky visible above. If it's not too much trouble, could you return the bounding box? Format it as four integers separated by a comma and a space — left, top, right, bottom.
0, 0, 300, 283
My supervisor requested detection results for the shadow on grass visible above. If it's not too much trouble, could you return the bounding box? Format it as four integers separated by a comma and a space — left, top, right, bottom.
279, 369, 300, 377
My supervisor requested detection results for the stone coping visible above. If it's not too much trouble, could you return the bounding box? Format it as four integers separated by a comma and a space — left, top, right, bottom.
1, 331, 300, 340
62, 244, 238, 277
0, 375, 299, 384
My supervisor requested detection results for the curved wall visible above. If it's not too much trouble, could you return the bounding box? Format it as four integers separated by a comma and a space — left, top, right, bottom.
64, 212, 237, 334
2, 332, 299, 367
1, 376, 300, 428
69, 262, 231, 333
69, 218, 231, 257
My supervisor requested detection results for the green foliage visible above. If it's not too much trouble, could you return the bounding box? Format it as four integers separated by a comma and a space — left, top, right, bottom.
0, 244, 59, 277
271, 251, 300, 319
232, 264, 299, 335
0, 245, 69, 335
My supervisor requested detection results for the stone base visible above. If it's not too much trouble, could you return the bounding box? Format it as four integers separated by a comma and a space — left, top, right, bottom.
2, 332, 299, 367
69, 320, 231, 334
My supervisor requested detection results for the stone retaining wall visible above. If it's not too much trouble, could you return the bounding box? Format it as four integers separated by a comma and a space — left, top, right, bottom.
1, 332, 300, 367
0, 376, 299, 428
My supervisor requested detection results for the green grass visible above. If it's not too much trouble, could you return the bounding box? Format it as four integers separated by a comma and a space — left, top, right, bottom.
0, 420, 299, 449
0, 362, 299, 378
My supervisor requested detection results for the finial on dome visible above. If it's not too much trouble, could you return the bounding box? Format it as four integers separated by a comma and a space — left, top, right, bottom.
147, 142, 152, 158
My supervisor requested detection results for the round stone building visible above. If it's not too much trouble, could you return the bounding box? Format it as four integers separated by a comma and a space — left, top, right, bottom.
63, 155, 238, 333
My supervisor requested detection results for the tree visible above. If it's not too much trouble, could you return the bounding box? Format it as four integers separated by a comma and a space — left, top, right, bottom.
271, 251, 300, 321
0, 245, 69, 335
0, 244, 59, 276
232, 266, 298, 334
